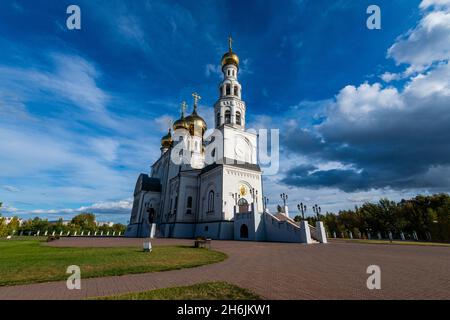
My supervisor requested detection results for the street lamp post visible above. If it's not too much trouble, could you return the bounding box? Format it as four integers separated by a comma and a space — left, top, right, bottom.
297, 203, 307, 220
280, 193, 288, 207
312, 204, 321, 220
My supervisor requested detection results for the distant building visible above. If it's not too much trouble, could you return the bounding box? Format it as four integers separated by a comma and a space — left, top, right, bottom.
96, 221, 114, 227
48, 219, 70, 226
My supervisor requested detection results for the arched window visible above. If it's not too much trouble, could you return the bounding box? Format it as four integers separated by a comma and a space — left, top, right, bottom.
186, 196, 193, 215
225, 110, 231, 124
234, 86, 238, 96
236, 111, 241, 125
216, 112, 221, 126
226, 84, 231, 95
207, 190, 215, 213
219, 86, 222, 96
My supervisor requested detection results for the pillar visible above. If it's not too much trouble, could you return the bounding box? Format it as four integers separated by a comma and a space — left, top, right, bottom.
315, 221, 328, 244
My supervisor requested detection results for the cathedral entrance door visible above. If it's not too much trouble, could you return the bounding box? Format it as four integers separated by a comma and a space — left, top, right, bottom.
238, 198, 249, 213
240, 224, 249, 239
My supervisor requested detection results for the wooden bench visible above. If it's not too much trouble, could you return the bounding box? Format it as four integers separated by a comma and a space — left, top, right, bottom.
194, 237, 211, 249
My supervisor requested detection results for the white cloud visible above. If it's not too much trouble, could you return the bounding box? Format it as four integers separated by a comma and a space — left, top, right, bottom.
117, 15, 152, 55
420, 0, 450, 10
404, 61, 450, 97
388, 2, 450, 69
334, 83, 404, 120
2, 186, 20, 193
2, 199, 133, 222
380, 72, 401, 83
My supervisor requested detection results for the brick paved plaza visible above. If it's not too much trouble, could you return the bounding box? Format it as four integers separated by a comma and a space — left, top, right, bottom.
0, 238, 448, 300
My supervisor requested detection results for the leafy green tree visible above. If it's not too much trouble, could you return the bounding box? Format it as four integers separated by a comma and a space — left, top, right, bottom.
70, 213, 96, 232
322, 193, 450, 242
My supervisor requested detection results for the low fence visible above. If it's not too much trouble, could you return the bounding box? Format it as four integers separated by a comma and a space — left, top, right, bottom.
6, 230, 124, 237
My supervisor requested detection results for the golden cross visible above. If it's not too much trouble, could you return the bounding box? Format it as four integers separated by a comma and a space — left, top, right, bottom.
228, 36, 233, 51
192, 92, 201, 106
180, 101, 187, 116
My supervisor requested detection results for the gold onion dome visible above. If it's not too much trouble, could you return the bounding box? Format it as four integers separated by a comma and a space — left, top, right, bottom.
185, 107, 207, 136
173, 116, 188, 131
161, 128, 173, 148
185, 92, 207, 136
221, 36, 239, 68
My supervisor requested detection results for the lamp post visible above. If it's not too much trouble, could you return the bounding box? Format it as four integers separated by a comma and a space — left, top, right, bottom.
231, 193, 239, 205
297, 203, 307, 220
312, 204, 321, 220
250, 188, 258, 202
263, 196, 269, 212
280, 193, 288, 207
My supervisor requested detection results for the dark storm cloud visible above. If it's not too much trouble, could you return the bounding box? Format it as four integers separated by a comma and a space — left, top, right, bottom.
280, 67, 450, 192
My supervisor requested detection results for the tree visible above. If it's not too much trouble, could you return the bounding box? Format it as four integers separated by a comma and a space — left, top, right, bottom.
70, 213, 96, 231
322, 193, 450, 242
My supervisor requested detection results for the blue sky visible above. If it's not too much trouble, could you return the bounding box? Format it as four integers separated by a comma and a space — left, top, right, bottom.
1, 0, 450, 223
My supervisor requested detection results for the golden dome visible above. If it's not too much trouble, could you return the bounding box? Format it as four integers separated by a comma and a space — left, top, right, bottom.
173, 116, 188, 131
221, 36, 239, 68
185, 108, 207, 136
161, 128, 173, 148
221, 51, 239, 68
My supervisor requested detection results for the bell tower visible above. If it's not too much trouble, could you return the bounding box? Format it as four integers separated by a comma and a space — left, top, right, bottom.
214, 37, 246, 130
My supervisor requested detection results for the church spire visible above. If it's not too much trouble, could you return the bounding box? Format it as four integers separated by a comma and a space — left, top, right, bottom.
215, 37, 245, 129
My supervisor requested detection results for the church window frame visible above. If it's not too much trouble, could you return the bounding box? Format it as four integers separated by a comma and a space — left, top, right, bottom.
186, 196, 193, 215
207, 190, 215, 213
233, 85, 238, 96
226, 84, 231, 95
173, 196, 178, 215
224, 109, 231, 124
236, 111, 242, 125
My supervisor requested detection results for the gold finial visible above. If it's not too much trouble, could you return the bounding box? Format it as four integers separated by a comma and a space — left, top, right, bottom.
228, 36, 233, 52
180, 101, 187, 117
192, 92, 201, 109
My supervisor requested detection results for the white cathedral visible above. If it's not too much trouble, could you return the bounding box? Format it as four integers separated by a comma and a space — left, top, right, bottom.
125, 39, 327, 244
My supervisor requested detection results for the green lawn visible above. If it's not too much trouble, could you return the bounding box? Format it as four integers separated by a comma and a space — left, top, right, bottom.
95, 281, 261, 300
346, 239, 450, 247
0, 240, 227, 286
